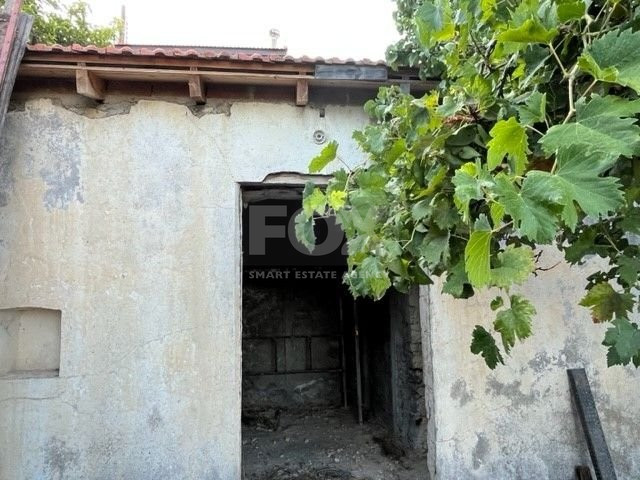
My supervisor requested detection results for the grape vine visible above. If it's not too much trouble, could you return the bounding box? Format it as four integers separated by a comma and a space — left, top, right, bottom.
297, 0, 640, 368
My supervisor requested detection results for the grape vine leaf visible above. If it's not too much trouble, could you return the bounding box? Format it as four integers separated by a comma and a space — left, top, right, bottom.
498, 18, 558, 44
419, 229, 450, 267
302, 187, 327, 216
442, 259, 471, 298
617, 255, 640, 287
471, 325, 504, 369
353, 256, 392, 300
579, 282, 634, 323
415, 0, 455, 48
295, 213, 315, 253
487, 117, 529, 174
464, 216, 492, 287
602, 317, 640, 367
308, 141, 338, 173
493, 175, 558, 243
490, 245, 535, 288
327, 189, 347, 211
579, 29, 640, 93
493, 295, 536, 354
490, 296, 504, 311
518, 91, 546, 126
556, 0, 585, 22
540, 95, 640, 159
452, 162, 494, 220
524, 146, 624, 230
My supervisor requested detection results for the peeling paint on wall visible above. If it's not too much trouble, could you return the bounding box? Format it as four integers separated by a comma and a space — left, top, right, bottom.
0, 96, 370, 480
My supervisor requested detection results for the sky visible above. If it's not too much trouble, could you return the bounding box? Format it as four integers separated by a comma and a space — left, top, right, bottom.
75, 0, 400, 61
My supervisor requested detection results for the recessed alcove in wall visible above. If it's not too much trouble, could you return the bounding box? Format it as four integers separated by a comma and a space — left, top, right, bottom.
0, 308, 61, 379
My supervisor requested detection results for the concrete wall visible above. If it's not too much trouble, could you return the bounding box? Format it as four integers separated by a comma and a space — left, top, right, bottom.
0, 95, 368, 480
422, 247, 640, 479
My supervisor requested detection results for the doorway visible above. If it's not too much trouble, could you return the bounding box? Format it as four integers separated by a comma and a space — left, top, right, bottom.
241, 185, 428, 480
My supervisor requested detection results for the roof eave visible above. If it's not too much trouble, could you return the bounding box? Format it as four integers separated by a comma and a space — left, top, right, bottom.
18, 46, 430, 105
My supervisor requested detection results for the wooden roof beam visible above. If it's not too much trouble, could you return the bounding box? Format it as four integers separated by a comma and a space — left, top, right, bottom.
75, 64, 105, 100
188, 67, 206, 104
296, 79, 308, 106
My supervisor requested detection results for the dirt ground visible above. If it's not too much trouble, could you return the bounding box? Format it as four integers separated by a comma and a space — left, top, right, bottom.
242, 408, 428, 480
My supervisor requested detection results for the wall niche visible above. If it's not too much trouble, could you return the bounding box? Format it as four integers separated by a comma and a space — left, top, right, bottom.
0, 308, 61, 379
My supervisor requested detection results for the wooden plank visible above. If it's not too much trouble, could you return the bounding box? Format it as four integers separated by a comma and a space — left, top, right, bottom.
296, 78, 308, 106
567, 369, 617, 480
20, 62, 423, 91
0, 0, 22, 86
188, 67, 206, 104
0, 10, 32, 136
353, 299, 363, 425
22, 51, 316, 74
75, 65, 105, 100
576, 466, 594, 480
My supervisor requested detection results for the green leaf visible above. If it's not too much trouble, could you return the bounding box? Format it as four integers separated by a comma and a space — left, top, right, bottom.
355, 256, 392, 299
579, 29, 640, 93
349, 188, 386, 234
464, 218, 492, 287
518, 91, 546, 126
524, 146, 624, 230
490, 296, 504, 311
419, 229, 450, 267
577, 94, 640, 119
442, 259, 471, 298
578, 54, 618, 84
327, 189, 347, 211
579, 282, 634, 322
470, 325, 504, 369
415, 0, 455, 48
487, 117, 529, 175
490, 245, 535, 288
490, 202, 505, 227
602, 318, 640, 366
493, 295, 536, 354
498, 18, 558, 44
309, 141, 338, 173
618, 256, 640, 287
540, 95, 640, 160
494, 175, 558, 243
295, 213, 316, 253
302, 187, 327, 216
453, 163, 483, 218
556, 0, 585, 22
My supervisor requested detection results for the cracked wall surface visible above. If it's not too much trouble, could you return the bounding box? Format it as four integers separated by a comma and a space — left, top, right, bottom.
0, 97, 369, 480
422, 247, 640, 479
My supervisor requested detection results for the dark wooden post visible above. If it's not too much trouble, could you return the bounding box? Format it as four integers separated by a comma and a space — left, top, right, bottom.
567, 369, 617, 480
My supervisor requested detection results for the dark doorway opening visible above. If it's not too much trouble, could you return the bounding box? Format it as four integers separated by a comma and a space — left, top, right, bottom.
241, 185, 427, 480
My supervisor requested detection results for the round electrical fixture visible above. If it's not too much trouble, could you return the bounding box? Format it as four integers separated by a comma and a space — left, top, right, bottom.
313, 130, 327, 145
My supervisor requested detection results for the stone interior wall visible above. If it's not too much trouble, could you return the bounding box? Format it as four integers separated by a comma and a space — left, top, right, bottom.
242, 279, 343, 410
388, 288, 428, 451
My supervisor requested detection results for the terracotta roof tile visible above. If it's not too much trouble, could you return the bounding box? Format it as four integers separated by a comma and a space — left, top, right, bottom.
25, 43, 387, 66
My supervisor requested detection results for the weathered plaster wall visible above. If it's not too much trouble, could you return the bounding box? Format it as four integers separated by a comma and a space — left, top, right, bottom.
422, 247, 640, 479
0, 96, 368, 480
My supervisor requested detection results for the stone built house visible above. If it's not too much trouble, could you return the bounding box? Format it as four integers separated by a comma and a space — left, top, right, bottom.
0, 43, 638, 480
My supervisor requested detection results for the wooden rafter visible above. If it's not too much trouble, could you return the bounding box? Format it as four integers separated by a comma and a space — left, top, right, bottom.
296, 79, 308, 106
188, 67, 206, 104
75, 64, 105, 100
